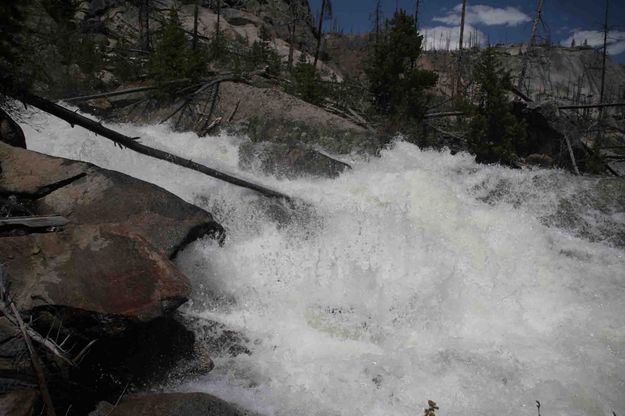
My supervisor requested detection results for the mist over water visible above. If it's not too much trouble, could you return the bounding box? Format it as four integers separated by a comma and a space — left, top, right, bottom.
23, 110, 625, 416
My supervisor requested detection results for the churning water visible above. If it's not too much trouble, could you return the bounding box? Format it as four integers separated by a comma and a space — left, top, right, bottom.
22, 109, 625, 416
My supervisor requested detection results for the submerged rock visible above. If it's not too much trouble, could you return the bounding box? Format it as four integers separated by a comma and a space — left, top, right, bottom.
90, 392, 255, 416
239, 141, 351, 179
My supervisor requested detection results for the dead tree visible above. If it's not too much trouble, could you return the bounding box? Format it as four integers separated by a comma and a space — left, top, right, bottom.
599, 0, 609, 121
214, 0, 222, 57
192, 0, 201, 50
137, 0, 151, 51
414, 0, 421, 31
517, 0, 544, 92
454, 0, 468, 99
285, 1, 307, 70
313, 0, 333, 69
6, 88, 293, 202
372, 0, 383, 47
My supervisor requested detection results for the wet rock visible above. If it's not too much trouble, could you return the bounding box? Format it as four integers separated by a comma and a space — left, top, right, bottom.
525, 153, 554, 168
0, 142, 224, 258
89, 392, 256, 416
239, 141, 351, 179
0, 142, 224, 332
0, 109, 26, 149
1, 224, 191, 328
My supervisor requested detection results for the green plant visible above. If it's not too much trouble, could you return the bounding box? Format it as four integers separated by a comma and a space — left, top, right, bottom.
290, 54, 327, 105
364, 10, 437, 122
467, 47, 527, 165
245, 26, 282, 75
148, 9, 208, 87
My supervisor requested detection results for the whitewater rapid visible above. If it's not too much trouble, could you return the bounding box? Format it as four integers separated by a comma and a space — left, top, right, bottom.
22, 110, 625, 416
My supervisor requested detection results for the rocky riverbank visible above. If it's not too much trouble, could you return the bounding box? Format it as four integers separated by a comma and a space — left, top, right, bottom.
0, 136, 254, 415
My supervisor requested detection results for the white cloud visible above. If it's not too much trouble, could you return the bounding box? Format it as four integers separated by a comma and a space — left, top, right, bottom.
433, 4, 531, 27
422, 24, 486, 51
560, 29, 625, 55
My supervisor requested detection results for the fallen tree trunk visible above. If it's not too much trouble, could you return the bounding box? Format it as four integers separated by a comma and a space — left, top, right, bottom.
423, 111, 465, 119
0, 215, 69, 228
9, 89, 293, 202
559, 102, 625, 110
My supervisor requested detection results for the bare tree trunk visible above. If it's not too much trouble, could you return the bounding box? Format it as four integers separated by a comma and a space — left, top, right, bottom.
599, 0, 609, 119
458, 0, 467, 50
454, 0, 467, 99
9, 89, 293, 202
215, 0, 221, 57
287, 22, 296, 70
144, 0, 150, 50
414, 0, 420, 31
192, 0, 200, 50
313, 0, 327, 69
374, 0, 382, 46
517, 0, 544, 92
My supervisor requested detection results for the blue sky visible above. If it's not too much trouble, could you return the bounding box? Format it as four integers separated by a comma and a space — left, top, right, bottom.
309, 0, 625, 63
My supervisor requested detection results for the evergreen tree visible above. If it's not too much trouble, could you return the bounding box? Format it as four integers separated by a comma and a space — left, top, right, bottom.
365, 10, 437, 122
148, 9, 208, 86
467, 48, 527, 165
246, 26, 282, 75
291, 53, 326, 105
0, 1, 34, 93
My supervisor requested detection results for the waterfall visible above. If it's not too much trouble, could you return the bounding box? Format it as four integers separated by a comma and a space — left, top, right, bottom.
22, 109, 625, 416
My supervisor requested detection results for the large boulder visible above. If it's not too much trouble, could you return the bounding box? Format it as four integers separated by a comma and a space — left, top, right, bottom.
90, 392, 255, 416
0, 142, 224, 331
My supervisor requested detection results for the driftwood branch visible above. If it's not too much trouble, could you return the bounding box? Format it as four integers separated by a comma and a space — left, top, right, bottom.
562, 133, 581, 175
11, 301, 57, 416
0, 216, 69, 229
62, 85, 160, 102
559, 102, 625, 110
423, 111, 465, 119
421, 102, 625, 119
0, 266, 87, 368
9, 89, 293, 202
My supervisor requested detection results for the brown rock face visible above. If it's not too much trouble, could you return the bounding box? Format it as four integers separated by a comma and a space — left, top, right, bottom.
1, 224, 190, 321
0, 142, 224, 331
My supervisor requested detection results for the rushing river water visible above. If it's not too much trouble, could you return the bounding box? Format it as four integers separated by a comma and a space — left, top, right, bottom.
23, 110, 625, 416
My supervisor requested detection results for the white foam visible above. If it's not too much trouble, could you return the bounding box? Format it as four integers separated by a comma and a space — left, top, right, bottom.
22, 109, 625, 416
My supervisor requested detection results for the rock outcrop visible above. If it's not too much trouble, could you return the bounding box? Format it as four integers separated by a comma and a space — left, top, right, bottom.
0, 140, 226, 413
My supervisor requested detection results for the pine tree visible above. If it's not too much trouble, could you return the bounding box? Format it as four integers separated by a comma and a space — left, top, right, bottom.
467, 48, 527, 165
291, 53, 326, 105
148, 9, 208, 86
365, 10, 437, 121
